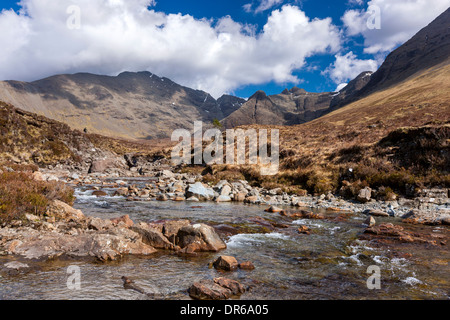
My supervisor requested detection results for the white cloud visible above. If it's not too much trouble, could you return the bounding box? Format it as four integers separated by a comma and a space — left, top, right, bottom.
244, 0, 285, 14
0, 1, 341, 98
342, 0, 450, 54
324, 51, 378, 84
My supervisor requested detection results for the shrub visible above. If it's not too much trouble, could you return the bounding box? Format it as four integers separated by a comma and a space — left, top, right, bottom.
0, 169, 74, 223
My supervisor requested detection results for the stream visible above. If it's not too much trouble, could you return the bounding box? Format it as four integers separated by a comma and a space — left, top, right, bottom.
0, 177, 449, 300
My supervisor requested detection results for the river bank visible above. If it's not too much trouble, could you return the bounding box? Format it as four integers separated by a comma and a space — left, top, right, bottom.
0, 167, 449, 300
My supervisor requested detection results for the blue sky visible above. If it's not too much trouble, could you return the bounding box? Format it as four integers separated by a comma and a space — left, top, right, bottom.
0, 0, 448, 98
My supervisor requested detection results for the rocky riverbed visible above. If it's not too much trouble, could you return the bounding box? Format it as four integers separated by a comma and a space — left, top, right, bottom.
0, 167, 449, 300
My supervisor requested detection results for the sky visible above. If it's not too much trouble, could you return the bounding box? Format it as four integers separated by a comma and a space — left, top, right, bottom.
0, 0, 449, 98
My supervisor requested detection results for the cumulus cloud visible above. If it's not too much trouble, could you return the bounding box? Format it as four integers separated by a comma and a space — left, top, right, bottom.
0, 0, 341, 98
342, 0, 450, 54
324, 51, 378, 84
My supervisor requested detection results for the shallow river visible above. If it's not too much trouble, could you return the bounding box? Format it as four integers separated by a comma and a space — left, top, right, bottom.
1, 178, 449, 300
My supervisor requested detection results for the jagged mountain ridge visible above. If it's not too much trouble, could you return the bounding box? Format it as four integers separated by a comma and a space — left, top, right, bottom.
221, 87, 335, 128
0, 71, 246, 140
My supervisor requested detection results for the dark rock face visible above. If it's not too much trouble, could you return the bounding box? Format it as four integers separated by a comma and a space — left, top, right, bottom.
329, 71, 373, 110
222, 88, 334, 128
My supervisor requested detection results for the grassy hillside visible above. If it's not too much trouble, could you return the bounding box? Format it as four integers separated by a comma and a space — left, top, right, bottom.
0, 101, 173, 167
202, 62, 450, 198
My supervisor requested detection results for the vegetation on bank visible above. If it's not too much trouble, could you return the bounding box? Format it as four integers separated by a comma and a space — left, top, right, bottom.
180, 125, 450, 199
0, 162, 74, 223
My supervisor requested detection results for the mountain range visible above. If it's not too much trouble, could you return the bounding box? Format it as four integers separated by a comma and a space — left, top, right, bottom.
0, 8, 448, 143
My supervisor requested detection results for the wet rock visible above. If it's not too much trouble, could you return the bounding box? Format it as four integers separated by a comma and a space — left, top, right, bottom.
286, 210, 324, 220
363, 209, 389, 217
264, 206, 283, 213
177, 223, 227, 253
113, 187, 129, 196
92, 190, 108, 197
214, 277, 246, 295
156, 194, 169, 201
162, 220, 191, 243
363, 223, 438, 245
357, 187, 372, 203
213, 255, 239, 271
238, 261, 255, 270
186, 196, 200, 202
131, 223, 174, 250
188, 280, 232, 300
0, 228, 157, 261
364, 216, 376, 227
297, 225, 311, 235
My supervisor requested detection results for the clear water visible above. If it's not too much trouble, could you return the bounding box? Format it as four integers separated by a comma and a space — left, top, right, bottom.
1, 178, 449, 300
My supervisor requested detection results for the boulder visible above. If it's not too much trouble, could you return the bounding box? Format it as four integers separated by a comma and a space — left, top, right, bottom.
364, 216, 376, 227
264, 205, 283, 213
188, 280, 232, 300
92, 190, 108, 197
220, 185, 232, 196
244, 196, 260, 204
213, 256, 239, 271
2, 230, 156, 261
131, 223, 174, 250
233, 192, 247, 202
162, 220, 191, 243
88, 159, 115, 174
214, 277, 246, 295
156, 194, 168, 201
363, 209, 389, 217
297, 225, 311, 235
113, 188, 129, 197
46, 200, 85, 222
357, 187, 372, 203
88, 217, 113, 231
177, 224, 226, 253
238, 261, 255, 270
185, 182, 215, 201
215, 195, 232, 202
110, 215, 134, 228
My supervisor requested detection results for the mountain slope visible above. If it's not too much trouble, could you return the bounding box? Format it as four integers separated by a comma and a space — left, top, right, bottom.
0, 71, 245, 140
222, 87, 334, 128
332, 6, 450, 109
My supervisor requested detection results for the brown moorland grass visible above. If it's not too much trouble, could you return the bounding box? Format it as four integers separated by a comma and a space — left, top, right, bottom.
0, 163, 75, 223
184, 62, 450, 197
